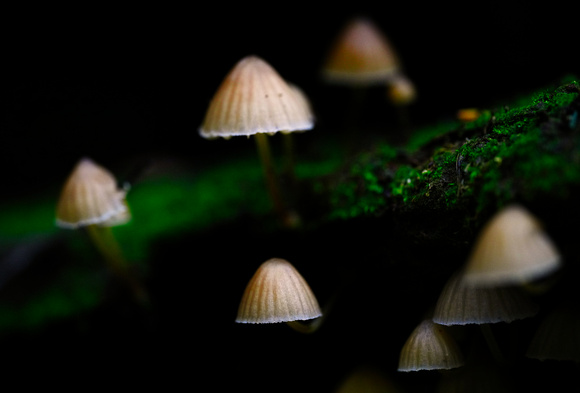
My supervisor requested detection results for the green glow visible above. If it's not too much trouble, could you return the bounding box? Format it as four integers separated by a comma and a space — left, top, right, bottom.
0, 148, 341, 332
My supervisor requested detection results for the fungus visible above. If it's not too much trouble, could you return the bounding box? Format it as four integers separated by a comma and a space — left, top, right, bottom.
462, 204, 561, 287
433, 270, 538, 326
56, 158, 129, 229
322, 17, 400, 86
199, 55, 314, 228
55, 157, 148, 304
398, 319, 464, 372
235, 258, 322, 333
433, 270, 538, 365
335, 365, 402, 393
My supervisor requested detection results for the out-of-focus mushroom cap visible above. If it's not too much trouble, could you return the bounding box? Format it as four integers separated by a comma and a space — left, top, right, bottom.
335, 365, 402, 393
56, 158, 130, 229
387, 73, 417, 106
462, 204, 561, 287
398, 319, 464, 372
322, 18, 400, 86
199, 56, 314, 139
433, 271, 538, 325
236, 258, 322, 324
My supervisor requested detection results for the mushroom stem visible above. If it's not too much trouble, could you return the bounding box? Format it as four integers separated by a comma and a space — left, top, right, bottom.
85, 224, 149, 306
479, 324, 509, 367
286, 318, 323, 334
282, 132, 297, 184
254, 132, 299, 228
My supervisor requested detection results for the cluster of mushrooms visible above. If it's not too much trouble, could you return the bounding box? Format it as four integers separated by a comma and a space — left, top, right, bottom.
53, 17, 577, 391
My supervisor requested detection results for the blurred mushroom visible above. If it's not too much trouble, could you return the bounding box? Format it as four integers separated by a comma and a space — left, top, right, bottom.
462, 204, 561, 288
398, 319, 465, 372
322, 17, 400, 86
55, 157, 148, 304
335, 364, 402, 393
433, 270, 538, 326
433, 269, 538, 365
236, 258, 322, 333
199, 55, 314, 228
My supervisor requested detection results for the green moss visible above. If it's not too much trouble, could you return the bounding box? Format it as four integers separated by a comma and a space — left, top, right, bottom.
1, 76, 579, 335
328, 77, 580, 219
0, 148, 341, 333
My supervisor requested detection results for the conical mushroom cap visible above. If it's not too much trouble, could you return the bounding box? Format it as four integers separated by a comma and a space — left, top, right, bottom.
398, 319, 464, 372
322, 18, 400, 85
462, 204, 561, 287
236, 258, 322, 324
56, 158, 130, 229
199, 56, 314, 139
433, 271, 538, 325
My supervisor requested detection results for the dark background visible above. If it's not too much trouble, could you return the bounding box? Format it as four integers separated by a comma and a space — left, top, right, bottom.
0, 3, 578, 389
1, 2, 578, 200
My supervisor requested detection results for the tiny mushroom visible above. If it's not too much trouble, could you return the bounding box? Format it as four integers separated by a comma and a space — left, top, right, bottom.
56, 157, 129, 229
433, 269, 538, 365
398, 319, 465, 372
55, 157, 147, 304
322, 17, 401, 86
462, 204, 561, 288
432, 270, 539, 326
236, 258, 322, 333
199, 55, 314, 228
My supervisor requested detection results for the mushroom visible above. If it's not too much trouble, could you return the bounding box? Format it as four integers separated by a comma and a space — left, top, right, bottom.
462, 204, 561, 288
432, 270, 539, 326
199, 55, 314, 228
55, 157, 148, 304
398, 319, 465, 372
321, 17, 412, 141
322, 17, 401, 86
235, 258, 322, 333
335, 364, 402, 393
432, 269, 538, 365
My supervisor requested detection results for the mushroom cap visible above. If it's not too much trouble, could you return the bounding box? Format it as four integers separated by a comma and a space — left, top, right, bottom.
335, 365, 402, 393
432, 271, 538, 325
398, 319, 464, 372
322, 18, 400, 86
199, 56, 314, 139
462, 204, 561, 287
387, 73, 417, 106
236, 258, 322, 324
56, 158, 130, 229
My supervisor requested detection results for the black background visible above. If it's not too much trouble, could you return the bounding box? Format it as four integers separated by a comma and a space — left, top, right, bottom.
0, 3, 578, 389
1, 2, 578, 199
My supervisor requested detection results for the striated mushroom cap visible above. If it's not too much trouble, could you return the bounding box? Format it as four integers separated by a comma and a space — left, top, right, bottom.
462, 204, 561, 287
398, 319, 464, 372
322, 18, 400, 86
199, 56, 314, 139
433, 271, 538, 326
56, 158, 130, 229
236, 258, 322, 324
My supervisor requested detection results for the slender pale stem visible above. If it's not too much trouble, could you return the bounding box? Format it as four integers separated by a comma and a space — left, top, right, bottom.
86, 224, 149, 306
254, 132, 298, 228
